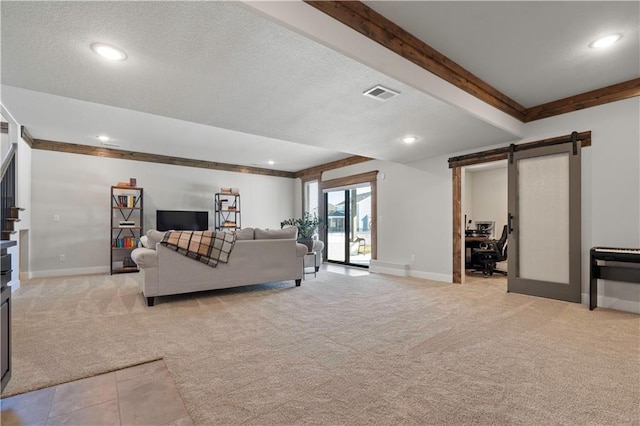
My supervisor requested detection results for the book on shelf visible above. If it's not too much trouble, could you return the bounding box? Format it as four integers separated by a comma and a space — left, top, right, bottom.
116, 195, 137, 208
113, 237, 139, 248
119, 221, 136, 227
220, 187, 239, 195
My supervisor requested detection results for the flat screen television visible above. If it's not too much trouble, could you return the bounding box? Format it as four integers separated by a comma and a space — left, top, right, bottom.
156, 210, 208, 231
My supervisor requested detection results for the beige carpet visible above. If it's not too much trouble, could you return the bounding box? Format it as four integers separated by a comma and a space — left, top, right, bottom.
2, 270, 639, 425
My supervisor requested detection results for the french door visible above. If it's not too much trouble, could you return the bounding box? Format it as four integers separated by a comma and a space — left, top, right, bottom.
325, 186, 372, 267
507, 142, 581, 302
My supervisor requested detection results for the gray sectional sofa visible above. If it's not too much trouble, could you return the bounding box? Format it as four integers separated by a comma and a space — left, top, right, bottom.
131, 228, 307, 306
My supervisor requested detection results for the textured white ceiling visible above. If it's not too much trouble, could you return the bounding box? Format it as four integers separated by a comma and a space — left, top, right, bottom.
1, 1, 635, 170
1, 86, 350, 173
364, 1, 640, 107
0, 1, 518, 169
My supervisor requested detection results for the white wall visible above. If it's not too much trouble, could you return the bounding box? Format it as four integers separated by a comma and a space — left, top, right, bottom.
469, 167, 507, 239
17, 132, 32, 229
523, 97, 640, 313
463, 170, 473, 228
30, 150, 297, 277
322, 157, 453, 282
1, 105, 31, 288
17, 130, 32, 281
323, 97, 639, 313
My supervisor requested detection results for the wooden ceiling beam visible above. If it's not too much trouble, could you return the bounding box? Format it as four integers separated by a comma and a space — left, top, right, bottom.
305, 0, 528, 122
31, 139, 297, 178
20, 126, 34, 147
526, 78, 640, 122
306, 1, 639, 123
294, 155, 373, 179
30, 137, 372, 179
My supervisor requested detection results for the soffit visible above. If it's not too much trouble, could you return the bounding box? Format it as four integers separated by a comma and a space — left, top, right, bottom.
1, 1, 517, 168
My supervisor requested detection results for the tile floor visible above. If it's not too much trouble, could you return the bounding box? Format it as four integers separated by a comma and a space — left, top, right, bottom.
1, 360, 193, 426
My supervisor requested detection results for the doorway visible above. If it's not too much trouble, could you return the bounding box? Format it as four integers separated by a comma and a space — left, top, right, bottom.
463, 160, 508, 278
325, 185, 372, 268
450, 131, 589, 303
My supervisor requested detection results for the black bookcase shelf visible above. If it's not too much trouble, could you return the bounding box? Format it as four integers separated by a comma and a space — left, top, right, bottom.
110, 186, 143, 274
214, 193, 240, 231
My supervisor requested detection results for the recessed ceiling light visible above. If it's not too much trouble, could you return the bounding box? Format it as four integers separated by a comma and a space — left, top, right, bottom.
91, 43, 127, 61
267, 160, 275, 165
97, 135, 110, 142
589, 34, 622, 49
402, 136, 417, 144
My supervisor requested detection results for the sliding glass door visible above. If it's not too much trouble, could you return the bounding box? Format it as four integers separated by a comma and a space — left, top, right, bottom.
325, 185, 371, 267
326, 190, 346, 262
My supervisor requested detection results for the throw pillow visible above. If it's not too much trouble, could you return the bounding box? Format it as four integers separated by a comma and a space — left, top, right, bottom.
254, 227, 297, 240
146, 229, 167, 248
235, 227, 254, 240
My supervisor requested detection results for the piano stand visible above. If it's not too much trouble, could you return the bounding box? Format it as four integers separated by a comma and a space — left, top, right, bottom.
590, 247, 640, 310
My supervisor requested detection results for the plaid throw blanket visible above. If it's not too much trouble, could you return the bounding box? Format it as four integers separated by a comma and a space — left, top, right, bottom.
160, 230, 236, 267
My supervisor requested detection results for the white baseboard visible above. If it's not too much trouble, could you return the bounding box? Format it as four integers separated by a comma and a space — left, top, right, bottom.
582, 292, 640, 314
369, 261, 452, 283
409, 270, 452, 283
29, 266, 110, 279
370, 260, 409, 277
9, 279, 20, 292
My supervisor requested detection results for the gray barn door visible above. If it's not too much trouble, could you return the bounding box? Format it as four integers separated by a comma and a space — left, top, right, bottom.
507, 142, 581, 302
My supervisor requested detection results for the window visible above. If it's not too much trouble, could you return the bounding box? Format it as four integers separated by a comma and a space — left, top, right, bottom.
304, 180, 318, 216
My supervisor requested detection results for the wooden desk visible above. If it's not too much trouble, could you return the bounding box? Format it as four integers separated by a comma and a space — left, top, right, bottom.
466, 236, 489, 243
465, 236, 489, 265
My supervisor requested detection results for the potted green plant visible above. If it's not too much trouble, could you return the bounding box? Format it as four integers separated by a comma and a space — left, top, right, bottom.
280, 212, 323, 252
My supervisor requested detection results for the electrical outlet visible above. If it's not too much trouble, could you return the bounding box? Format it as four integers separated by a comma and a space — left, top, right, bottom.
410, 254, 416, 261
53, 214, 60, 222
59, 254, 65, 261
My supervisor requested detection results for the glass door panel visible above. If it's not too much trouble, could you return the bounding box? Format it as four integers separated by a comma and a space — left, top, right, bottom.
349, 186, 371, 266
325, 186, 371, 267
304, 180, 319, 216
518, 153, 570, 283
326, 190, 346, 262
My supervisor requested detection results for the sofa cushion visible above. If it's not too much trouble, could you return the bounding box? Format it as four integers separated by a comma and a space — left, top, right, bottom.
139, 235, 150, 248
146, 230, 167, 249
235, 227, 254, 240
255, 227, 297, 240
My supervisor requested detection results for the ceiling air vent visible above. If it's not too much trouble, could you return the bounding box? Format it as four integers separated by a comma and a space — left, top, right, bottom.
363, 85, 400, 102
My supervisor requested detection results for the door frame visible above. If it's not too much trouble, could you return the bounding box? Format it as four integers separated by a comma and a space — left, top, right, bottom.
320, 171, 378, 262
449, 131, 591, 284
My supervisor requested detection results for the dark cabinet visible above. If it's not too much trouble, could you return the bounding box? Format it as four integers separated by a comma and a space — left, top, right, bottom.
0, 240, 16, 393
1, 286, 9, 392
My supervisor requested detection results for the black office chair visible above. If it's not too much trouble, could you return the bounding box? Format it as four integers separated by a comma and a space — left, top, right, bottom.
470, 225, 508, 277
